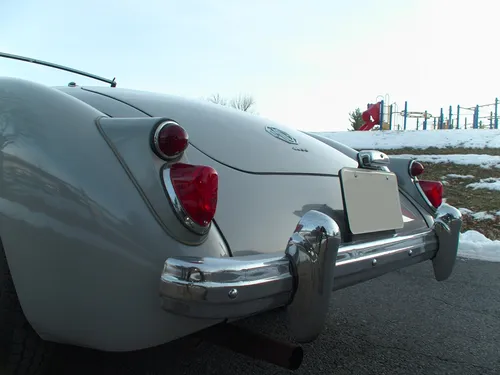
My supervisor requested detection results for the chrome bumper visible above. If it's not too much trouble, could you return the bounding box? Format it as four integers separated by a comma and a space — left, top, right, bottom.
159, 204, 462, 343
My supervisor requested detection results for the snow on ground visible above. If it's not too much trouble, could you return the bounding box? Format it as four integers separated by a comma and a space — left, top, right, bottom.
459, 208, 499, 220
445, 174, 475, 179
471, 211, 496, 220
393, 154, 500, 168
442, 174, 475, 184
466, 177, 500, 191
316, 129, 500, 150
459, 231, 500, 262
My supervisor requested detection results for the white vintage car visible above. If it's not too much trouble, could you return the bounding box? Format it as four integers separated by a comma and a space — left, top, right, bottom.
0, 53, 462, 374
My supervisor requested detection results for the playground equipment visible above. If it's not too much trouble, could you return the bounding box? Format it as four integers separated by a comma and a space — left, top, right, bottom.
459, 101, 499, 129
359, 94, 396, 131
358, 96, 499, 131
360, 102, 381, 131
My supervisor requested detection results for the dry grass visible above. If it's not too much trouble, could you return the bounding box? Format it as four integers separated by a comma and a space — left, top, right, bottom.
388, 148, 500, 240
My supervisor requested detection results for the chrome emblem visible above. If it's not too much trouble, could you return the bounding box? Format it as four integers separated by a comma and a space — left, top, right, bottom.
265, 126, 298, 145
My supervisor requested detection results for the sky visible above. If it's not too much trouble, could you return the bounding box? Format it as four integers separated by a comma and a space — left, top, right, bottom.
1, 0, 498, 131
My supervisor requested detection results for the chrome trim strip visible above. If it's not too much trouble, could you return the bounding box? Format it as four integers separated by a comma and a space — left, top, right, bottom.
160, 210, 341, 343
160, 231, 433, 315
432, 204, 462, 281
284, 210, 341, 343
408, 159, 439, 212
333, 231, 438, 290
408, 159, 419, 178
162, 166, 211, 235
160, 252, 293, 318
358, 150, 390, 172
338, 229, 431, 257
152, 120, 186, 161
415, 180, 438, 211
160, 204, 462, 338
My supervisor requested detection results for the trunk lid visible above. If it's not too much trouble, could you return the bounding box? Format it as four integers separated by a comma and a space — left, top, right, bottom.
81, 87, 359, 175
61, 87, 430, 253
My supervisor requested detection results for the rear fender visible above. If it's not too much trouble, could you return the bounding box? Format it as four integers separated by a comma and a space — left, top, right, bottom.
387, 156, 436, 227
0, 78, 229, 351
96, 116, 215, 246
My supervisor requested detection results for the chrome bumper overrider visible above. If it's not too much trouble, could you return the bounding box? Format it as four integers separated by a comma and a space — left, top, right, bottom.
159, 204, 462, 343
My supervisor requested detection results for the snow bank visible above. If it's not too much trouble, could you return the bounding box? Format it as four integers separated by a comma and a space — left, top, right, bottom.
394, 154, 500, 168
459, 208, 499, 220
466, 177, 500, 191
471, 211, 496, 220
445, 174, 475, 179
315, 129, 500, 150
458, 230, 500, 262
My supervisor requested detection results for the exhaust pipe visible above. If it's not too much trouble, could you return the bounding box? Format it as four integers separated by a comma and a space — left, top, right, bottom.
197, 323, 304, 370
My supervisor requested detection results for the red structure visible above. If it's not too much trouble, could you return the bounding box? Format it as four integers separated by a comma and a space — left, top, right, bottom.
359, 101, 381, 131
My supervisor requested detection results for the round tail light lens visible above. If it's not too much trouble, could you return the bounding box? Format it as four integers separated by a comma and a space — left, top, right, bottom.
409, 161, 424, 177
153, 120, 189, 160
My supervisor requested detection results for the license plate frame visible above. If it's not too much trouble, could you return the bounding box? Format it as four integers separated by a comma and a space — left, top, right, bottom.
339, 167, 404, 235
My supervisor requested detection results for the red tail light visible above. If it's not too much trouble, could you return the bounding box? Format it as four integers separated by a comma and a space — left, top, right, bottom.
167, 163, 218, 233
418, 180, 443, 208
409, 160, 424, 177
153, 120, 189, 160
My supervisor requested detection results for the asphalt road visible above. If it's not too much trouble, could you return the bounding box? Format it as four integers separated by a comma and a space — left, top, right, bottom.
52, 258, 500, 375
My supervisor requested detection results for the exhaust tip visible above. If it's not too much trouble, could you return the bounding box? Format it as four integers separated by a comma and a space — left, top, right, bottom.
289, 346, 304, 370
198, 323, 305, 370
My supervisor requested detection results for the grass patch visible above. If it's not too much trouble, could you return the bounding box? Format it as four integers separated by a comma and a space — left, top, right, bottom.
461, 214, 500, 242
383, 147, 500, 239
419, 163, 500, 211
391, 159, 500, 240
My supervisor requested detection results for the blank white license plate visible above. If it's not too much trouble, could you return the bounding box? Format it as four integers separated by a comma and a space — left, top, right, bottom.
340, 168, 404, 235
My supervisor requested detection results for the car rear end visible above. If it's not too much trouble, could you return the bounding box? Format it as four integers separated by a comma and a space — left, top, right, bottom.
61, 86, 440, 244
57, 85, 462, 350
153, 125, 461, 344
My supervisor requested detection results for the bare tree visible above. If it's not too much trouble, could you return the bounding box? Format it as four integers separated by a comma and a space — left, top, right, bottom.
207, 93, 228, 106
229, 94, 255, 112
207, 93, 256, 113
